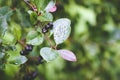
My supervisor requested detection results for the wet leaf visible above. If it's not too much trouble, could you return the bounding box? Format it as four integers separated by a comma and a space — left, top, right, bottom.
40, 47, 59, 62
53, 18, 71, 45
9, 56, 28, 65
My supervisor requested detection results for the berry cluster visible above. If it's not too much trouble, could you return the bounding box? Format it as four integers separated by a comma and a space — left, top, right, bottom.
26, 56, 44, 65
42, 22, 53, 34
23, 71, 38, 80
35, 56, 44, 65
20, 44, 33, 55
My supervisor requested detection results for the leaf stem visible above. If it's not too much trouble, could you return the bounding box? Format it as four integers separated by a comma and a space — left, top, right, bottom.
44, 35, 56, 49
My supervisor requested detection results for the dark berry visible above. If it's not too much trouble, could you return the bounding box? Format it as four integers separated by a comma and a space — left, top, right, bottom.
32, 71, 38, 78
48, 22, 53, 29
23, 71, 38, 80
25, 45, 33, 51
36, 56, 43, 65
20, 50, 29, 55
48, 22, 53, 26
45, 24, 50, 29
38, 56, 43, 63
23, 74, 32, 80
42, 28, 48, 34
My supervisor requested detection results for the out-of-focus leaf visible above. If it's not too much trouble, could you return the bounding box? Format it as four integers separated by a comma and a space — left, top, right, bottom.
9, 56, 28, 65
58, 49, 77, 62
37, 12, 53, 22
0, 6, 13, 19
103, 17, 115, 32
0, 18, 8, 36
0, 62, 5, 70
16, 9, 31, 27
0, 6, 13, 36
110, 28, 120, 41
0, 53, 9, 69
65, 1, 96, 26
53, 18, 71, 45
0, 52, 5, 59
26, 30, 43, 45
40, 47, 59, 62
83, 43, 100, 59
65, 1, 96, 37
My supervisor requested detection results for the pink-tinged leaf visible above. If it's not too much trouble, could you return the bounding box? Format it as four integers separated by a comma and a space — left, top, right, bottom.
49, 5, 57, 12
45, 1, 56, 12
58, 50, 77, 62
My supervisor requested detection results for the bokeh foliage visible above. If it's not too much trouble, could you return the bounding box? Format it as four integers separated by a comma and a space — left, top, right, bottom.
0, 0, 120, 80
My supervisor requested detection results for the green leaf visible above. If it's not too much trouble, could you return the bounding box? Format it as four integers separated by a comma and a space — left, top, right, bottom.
26, 30, 43, 45
30, 0, 49, 13
40, 47, 59, 62
0, 6, 13, 36
11, 22, 21, 40
110, 28, 120, 41
0, 63, 5, 70
26, 30, 39, 40
53, 18, 71, 45
27, 35, 44, 45
2, 31, 14, 45
0, 52, 5, 59
28, 10, 37, 24
16, 9, 31, 27
0, 6, 13, 18
0, 18, 8, 36
37, 12, 53, 22
0, 52, 9, 69
9, 56, 28, 65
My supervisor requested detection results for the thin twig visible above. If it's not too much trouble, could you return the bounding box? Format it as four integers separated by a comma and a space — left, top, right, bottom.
18, 40, 26, 48
24, 0, 37, 12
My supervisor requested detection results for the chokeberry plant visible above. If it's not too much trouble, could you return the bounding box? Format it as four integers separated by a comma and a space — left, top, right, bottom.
0, 0, 77, 79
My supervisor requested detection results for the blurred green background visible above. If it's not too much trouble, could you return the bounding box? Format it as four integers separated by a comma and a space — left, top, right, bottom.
0, 0, 120, 80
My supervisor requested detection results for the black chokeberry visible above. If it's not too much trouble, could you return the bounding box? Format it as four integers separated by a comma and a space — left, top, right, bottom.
42, 28, 48, 34
48, 22, 53, 26
35, 56, 44, 65
20, 50, 29, 55
44, 22, 53, 30
32, 71, 38, 79
25, 45, 33, 51
23, 74, 32, 80
45, 24, 50, 29
38, 56, 43, 63
23, 71, 38, 80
